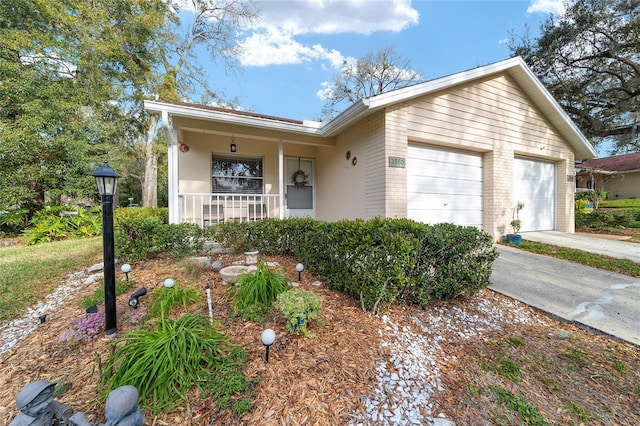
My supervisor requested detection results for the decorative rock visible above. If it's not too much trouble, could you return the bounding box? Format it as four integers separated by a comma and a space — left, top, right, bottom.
189, 256, 211, 268
87, 263, 104, 273
211, 260, 225, 272
312, 280, 323, 287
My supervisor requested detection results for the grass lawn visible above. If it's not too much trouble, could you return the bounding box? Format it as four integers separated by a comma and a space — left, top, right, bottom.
0, 237, 102, 323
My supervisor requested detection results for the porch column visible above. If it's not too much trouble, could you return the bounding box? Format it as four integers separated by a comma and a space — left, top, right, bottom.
279, 140, 284, 219
162, 110, 179, 224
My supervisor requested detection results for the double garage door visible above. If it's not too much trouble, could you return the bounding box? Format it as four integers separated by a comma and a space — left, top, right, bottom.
407, 145, 556, 232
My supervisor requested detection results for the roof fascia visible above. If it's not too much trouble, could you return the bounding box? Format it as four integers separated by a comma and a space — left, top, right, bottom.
144, 100, 324, 137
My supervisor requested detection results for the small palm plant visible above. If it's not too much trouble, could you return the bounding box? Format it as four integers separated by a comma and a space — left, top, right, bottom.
510, 201, 524, 234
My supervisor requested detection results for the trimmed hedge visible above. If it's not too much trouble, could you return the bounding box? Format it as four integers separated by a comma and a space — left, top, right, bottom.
213, 218, 498, 314
114, 207, 204, 262
115, 215, 498, 313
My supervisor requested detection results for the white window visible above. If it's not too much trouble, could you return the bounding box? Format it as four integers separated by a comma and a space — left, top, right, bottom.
211, 154, 263, 194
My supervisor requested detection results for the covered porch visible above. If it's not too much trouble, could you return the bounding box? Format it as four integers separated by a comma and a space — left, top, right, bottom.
145, 101, 337, 226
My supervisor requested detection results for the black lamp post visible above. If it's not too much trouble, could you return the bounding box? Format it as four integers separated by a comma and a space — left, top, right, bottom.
91, 161, 119, 338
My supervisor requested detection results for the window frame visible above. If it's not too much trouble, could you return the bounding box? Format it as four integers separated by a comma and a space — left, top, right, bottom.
211, 153, 264, 195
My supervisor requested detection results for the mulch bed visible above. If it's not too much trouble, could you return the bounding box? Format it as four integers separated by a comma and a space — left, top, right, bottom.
0, 254, 385, 425
1, 250, 639, 425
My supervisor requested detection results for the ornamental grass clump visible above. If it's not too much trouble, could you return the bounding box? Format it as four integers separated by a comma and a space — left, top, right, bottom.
231, 262, 290, 320
274, 289, 322, 337
149, 281, 201, 318
99, 314, 236, 413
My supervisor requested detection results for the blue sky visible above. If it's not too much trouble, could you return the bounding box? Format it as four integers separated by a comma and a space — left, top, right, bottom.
197, 0, 565, 121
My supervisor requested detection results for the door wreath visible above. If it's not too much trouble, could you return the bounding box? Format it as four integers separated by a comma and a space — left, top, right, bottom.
291, 169, 309, 187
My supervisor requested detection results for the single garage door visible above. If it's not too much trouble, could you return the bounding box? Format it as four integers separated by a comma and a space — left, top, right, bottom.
407, 144, 483, 228
513, 157, 555, 232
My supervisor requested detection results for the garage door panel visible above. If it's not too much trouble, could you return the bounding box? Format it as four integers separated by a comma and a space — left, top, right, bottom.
407, 145, 483, 229
409, 158, 482, 179
408, 193, 483, 210
409, 147, 482, 167
407, 207, 483, 227
408, 178, 483, 196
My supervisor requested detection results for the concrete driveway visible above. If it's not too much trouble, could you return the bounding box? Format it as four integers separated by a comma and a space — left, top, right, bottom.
490, 234, 640, 346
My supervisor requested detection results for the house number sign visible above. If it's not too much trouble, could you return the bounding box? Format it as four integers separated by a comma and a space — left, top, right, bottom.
388, 156, 406, 168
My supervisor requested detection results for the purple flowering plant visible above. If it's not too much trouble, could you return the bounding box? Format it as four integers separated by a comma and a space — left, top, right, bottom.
60, 306, 148, 345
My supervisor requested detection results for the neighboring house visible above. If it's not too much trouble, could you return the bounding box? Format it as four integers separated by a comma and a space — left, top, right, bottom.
576, 153, 640, 199
144, 56, 596, 241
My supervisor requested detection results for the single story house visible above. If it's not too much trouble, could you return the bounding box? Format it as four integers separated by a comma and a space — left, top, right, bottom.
576, 153, 640, 199
144, 56, 596, 241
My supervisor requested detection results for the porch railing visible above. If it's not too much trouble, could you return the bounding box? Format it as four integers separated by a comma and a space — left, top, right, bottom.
178, 193, 281, 226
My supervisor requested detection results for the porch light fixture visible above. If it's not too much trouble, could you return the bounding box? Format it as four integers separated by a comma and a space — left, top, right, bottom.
230, 136, 236, 152
261, 328, 276, 362
121, 263, 131, 281
91, 161, 120, 338
296, 263, 304, 281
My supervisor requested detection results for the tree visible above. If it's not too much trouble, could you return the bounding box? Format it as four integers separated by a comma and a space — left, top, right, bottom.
0, 0, 166, 210
136, 0, 258, 208
509, 0, 640, 154
320, 46, 422, 119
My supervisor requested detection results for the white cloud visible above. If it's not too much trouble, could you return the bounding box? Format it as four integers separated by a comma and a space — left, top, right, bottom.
527, 0, 566, 15
238, 0, 419, 67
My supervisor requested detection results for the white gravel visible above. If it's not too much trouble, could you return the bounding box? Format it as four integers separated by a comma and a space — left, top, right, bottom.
349, 297, 549, 426
0, 266, 103, 356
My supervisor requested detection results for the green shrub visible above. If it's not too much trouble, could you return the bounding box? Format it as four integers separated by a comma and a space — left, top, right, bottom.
231, 262, 290, 320
99, 314, 236, 413
215, 218, 498, 314
274, 289, 322, 337
0, 208, 29, 236
578, 209, 636, 229
114, 207, 205, 262
149, 282, 202, 319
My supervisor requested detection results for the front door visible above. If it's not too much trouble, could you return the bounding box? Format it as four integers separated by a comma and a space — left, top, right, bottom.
285, 157, 315, 218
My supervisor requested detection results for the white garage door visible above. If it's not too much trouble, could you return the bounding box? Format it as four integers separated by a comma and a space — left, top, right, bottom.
513, 157, 555, 232
407, 145, 483, 228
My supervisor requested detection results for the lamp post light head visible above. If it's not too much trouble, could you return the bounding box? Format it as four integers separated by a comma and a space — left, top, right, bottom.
261, 328, 276, 362
91, 161, 120, 197
296, 263, 304, 280
121, 263, 131, 281
164, 278, 175, 288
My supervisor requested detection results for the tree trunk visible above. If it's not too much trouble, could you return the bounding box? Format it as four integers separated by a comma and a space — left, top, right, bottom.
141, 116, 159, 207
142, 145, 159, 207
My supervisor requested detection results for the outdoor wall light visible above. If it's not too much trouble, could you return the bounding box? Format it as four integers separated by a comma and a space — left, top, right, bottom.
261, 328, 276, 362
296, 263, 304, 281
121, 263, 132, 281
91, 161, 120, 338
128, 287, 147, 309
164, 278, 175, 288
230, 136, 237, 153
